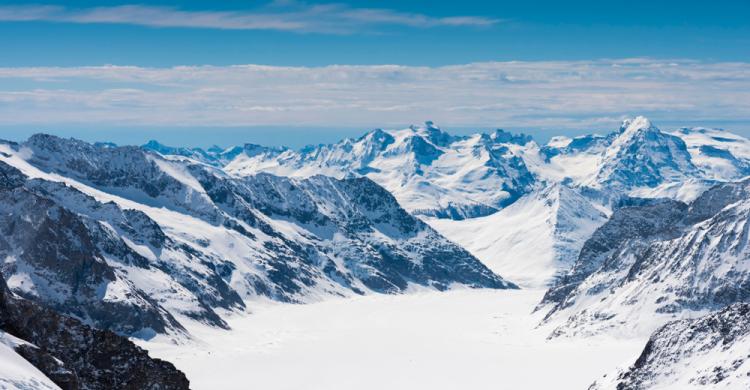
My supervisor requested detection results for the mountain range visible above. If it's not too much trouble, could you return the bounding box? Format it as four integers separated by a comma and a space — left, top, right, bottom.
2, 116, 750, 388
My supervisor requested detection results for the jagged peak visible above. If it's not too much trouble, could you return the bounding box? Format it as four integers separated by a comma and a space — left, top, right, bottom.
27, 133, 69, 144
489, 128, 533, 145
26, 133, 105, 153
404, 121, 454, 147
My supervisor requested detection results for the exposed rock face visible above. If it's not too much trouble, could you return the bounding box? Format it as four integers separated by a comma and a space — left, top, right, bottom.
0, 274, 189, 390
540, 179, 750, 338
590, 303, 750, 390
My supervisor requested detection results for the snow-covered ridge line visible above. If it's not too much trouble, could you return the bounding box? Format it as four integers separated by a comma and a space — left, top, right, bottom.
145, 122, 538, 220
144, 117, 750, 216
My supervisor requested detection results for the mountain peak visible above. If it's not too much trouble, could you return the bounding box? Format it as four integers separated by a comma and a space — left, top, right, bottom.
408, 121, 453, 147
620, 115, 654, 134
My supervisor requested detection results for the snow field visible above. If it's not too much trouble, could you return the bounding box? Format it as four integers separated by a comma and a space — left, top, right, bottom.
140, 289, 644, 390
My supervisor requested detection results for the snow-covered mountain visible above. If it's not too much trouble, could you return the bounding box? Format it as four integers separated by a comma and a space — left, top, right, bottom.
144, 117, 750, 212
196, 122, 538, 220
535, 116, 722, 202
673, 126, 750, 182
142, 140, 279, 168
539, 179, 750, 338
0, 134, 513, 339
591, 303, 750, 390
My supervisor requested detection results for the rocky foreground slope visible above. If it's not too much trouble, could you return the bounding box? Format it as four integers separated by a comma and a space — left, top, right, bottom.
0, 273, 189, 389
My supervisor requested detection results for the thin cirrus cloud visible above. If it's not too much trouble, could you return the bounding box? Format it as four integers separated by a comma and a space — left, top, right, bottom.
0, 59, 748, 130
0, 3, 499, 33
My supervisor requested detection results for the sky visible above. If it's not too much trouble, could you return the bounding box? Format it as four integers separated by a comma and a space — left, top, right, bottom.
0, 0, 748, 148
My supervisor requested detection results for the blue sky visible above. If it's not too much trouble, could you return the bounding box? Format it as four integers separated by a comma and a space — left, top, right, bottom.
0, 0, 748, 147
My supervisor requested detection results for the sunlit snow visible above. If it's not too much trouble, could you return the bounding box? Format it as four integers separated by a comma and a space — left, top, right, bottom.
139, 289, 643, 390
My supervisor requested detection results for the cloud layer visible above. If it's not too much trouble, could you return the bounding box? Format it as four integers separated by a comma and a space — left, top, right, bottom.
0, 59, 748, 131
0, 3, 498, 33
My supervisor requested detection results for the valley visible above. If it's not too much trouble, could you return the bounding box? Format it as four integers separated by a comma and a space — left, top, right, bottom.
140, 289, 644, 390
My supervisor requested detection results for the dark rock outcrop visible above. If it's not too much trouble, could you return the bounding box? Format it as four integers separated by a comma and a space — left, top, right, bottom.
0, 274, 189, 389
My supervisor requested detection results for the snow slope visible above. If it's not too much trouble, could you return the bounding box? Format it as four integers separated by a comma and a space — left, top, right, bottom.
427, 184, 609, 288
673, 127, 750, 182
0, 332, 59, 390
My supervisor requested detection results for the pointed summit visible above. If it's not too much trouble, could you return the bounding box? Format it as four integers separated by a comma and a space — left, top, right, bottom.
619, 115, 654, 135
596, 115, 697, 189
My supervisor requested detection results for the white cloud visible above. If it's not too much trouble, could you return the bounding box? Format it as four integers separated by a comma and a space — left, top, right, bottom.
0, 59, 748, 130
0, 3, 498, 33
